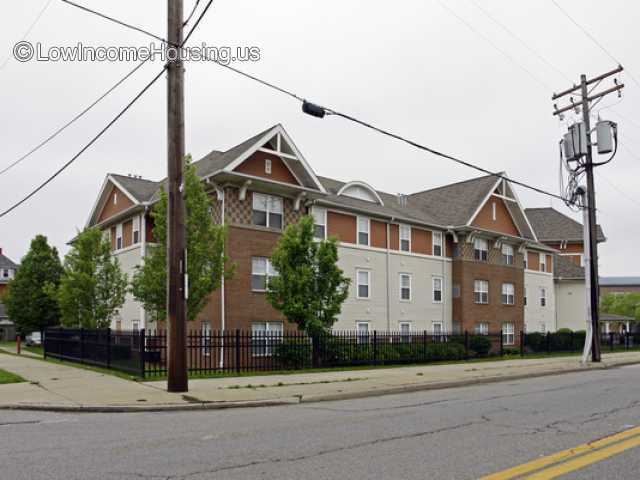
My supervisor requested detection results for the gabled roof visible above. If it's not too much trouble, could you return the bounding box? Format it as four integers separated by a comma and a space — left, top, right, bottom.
555, 255, 585, 280
109, 174, 160, 203
525, 207, 606, 243
0, 251, 18, 270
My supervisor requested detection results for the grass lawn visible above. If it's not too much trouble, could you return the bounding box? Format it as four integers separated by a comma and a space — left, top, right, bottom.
0, 368, 26, 384
0, 341, 43, 356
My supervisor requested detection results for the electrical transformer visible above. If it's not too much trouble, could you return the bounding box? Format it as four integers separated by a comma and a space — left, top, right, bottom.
596, 120, 616, 154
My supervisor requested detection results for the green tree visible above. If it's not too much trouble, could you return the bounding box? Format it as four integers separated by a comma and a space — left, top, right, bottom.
601, 293, 640, 321
131, 156, 232, 322
2, 235, 63, 334
267, 215, 350, 335
58, 228, 128, 328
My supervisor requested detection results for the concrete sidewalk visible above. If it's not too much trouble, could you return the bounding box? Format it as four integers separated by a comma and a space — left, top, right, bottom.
1, 351, 640, 412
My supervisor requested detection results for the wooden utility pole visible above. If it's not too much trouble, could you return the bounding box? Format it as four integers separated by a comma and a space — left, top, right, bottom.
552, 66, 624, 363
167, 0, 188, 392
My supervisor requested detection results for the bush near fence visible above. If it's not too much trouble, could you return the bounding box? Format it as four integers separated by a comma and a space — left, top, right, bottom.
43, 327, 640, 378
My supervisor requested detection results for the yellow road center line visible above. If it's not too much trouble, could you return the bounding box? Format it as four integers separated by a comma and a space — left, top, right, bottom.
479, 425, 640, 480
524, 434, 640, 479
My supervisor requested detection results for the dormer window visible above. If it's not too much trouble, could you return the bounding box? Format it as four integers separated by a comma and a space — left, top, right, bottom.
265, 159, 272, 174
115, 223, 123, 250
337, 181, 384, 206
357, 217, 370, 246
113, 192, 118, 205
474, 238, 489, 262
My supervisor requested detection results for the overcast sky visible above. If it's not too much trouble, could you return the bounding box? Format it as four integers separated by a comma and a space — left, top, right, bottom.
1, 0, 639, 276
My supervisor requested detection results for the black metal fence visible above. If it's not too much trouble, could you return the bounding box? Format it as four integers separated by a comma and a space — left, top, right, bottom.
43, 328, 640, 378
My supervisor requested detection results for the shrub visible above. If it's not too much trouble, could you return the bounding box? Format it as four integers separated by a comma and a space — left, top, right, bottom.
525, 332, 547, 352
425, 342, 466, 361
274, 339, 312, 368
469, 335, 491, 356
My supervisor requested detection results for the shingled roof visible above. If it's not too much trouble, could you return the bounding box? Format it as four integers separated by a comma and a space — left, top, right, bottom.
525, 207, 605, 243
0, 250, 18, 271
110, 174, 160, 203
554, 255, 585, 280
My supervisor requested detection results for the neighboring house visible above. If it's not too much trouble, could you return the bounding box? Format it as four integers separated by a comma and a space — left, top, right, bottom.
84, 124, 563, 343
0, 248, 18, 341
599, 277, 640, 296
526, 207, 608, 333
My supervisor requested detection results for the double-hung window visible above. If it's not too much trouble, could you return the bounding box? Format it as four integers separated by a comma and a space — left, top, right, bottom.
251, 257, 278, 291
399, 322, 411, 342
502, 323, 515, 346
502, 283, 515, 305
432, 276, 443, 303
433, 231, 443, 256
311, 206, 327, 240
474, 280, 489, 304
523, 250, 528, 269
524, 287, 528, 306
115, 223, 123, 250
502, 244, 514, 265
132, 215, 141, 244
399, 224, 411, 252
474, 238, 489, 261
400, 274, 412, 301
540, 287, 547, 307
357, 270, 370, 299
252, 193, 283, 229
251, 322, 283, 356
540, 254, 547, 272
475, 322, 489, 335
357, 217, 370, 246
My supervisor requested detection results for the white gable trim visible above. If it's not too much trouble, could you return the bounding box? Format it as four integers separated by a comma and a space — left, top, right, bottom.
337, 181, 385, 206
503, 177, 539, 242
223, 124, 326, 193
85, 175, 140, 227
467, 176, 527, 239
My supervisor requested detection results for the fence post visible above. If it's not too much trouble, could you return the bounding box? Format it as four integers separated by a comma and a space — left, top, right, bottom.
139, 329, 146, 378
570, 331, 574, 352
311, 333, 320, 369
43, 329, 47, 359
626, 331, 630, 350
464, 331, 469, 360
610, 332, 614, 352
80, 328, 84, 364
106, 328, 111, 369
500, 329, 504, 357
373, 330, 378, 365
546, 332, 551, 354
520, 331, 524, 357
235, 329, 241, 374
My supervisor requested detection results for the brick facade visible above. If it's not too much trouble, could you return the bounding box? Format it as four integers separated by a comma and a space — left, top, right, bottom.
452, 238, 525, 335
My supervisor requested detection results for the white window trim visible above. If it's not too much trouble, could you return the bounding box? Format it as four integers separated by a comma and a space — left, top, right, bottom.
356, 269, 371, 300
132, 215, 141, 244
540, 254, 547, 272
502, 283, 515, 305
432, 321, 444, 334
398, 321, 412, 332
474, 237, 489, 262
432, 231, 443, 257
115, 223, 123, 250
503, 323, 515, 346
474, 280, 489, 304
252, 192, 283, 229
399, 224, 411, 252
113, 192, 118, 205
399, 273, 412, 302
432, 276, 444, 304
502, 243, 514, 265
311, 206, 327, 240
251, 257, 278, 292
251, 321, 284, 357
265, 158, 272, 174
475, 322, 489, 335
492, 201, 497, 221
357, 216, 370, 246
540, 287, 547, 307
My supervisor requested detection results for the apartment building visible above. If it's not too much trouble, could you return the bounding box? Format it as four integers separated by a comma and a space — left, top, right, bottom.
84, 124, 568, 343
526, 207, 606, 332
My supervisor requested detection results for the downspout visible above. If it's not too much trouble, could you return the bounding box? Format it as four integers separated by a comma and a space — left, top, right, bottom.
140, 208, 148, 330
386, 220, 393, 331
219, 187, 226, 369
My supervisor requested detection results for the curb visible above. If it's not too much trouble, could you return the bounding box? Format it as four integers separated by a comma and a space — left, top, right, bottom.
1, 359, 638, 413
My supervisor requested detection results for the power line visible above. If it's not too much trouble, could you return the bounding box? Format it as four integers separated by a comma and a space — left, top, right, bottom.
184, 0, 201, 27
0, 59, 149, 177
0, 66, 167, 219
61, 0, 168, 44
468, 0, 573, 84
596, 170, 640, 207
0, 0, 217, 218
550, 0, 640, 91
435, 0, 553, 92
0, 0, 54, 70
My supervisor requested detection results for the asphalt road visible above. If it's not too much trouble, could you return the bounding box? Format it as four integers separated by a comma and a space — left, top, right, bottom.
2, 364, 640, 480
